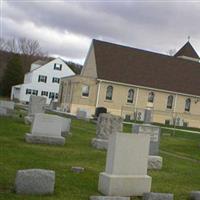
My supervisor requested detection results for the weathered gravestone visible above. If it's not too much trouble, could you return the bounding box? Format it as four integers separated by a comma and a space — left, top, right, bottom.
0, 107, 8, 116
25, 113, 65, 145
15, 169, 55, 195
24, 95, 46, 124
0, 100, 15, 110
98, 133, 152, 196
143, 192, 174, 200
0, 100, 15, 116
132, 124, 160, 155
132, 109, 163, 170
61, 118, 71, 137
71, 166, 85, 173
92, 113, 123, 150
76, 109, 88, 120
49, 101, 58, 110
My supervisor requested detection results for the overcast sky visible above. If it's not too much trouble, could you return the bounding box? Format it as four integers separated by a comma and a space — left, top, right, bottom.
1, 0, 200, 64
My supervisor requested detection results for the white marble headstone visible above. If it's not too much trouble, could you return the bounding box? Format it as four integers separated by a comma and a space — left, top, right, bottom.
28, 96, 46, 116
31, 113, 62, 137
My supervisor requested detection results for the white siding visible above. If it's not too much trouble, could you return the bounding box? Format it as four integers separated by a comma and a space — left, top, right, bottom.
11, 58, 75, 104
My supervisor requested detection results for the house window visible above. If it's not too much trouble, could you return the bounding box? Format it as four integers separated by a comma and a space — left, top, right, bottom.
32, 90, 38, 96
185, 98, 191, 112
38, 75, 47, 83
167, 95, 174, 109
148, 91, 155, 103
49, 92, 58, 99
52, 77, 60, 83
127, 89, 134, 103
26, 89, 32, 94
54, 63, 62, 70
49, 92, 55, 99
106, 85, 113, 100
41, 91, 48, 96
82, 85, 89, 97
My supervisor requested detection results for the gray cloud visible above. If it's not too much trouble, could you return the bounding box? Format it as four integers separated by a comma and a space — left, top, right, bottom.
2, 1, 200, 63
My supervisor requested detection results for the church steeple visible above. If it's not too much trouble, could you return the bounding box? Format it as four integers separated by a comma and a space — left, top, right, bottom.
174, 41, 199, 61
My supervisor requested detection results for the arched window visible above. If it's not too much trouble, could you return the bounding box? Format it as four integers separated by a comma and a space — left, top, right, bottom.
106, 86, 113, 100
148, 91, 155, 103
127, 89, 134, 103
185, 98, 191, 112
167, 95, 174, 109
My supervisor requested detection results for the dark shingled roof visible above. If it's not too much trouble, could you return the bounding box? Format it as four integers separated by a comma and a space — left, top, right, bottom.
93, 39, 200, 96
174, 41, 200, 59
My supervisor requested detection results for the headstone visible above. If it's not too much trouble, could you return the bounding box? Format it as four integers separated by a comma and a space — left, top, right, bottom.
90, 196, 130, 200
25, 113, 65, 145
98, 133, 152, 196
76, 109, 88, 120
143, 192, 174, 200
0, 107, 8, 116
28, 95, 46, 115
49, 101, 58, 110
92, 113, 123, 150
144, 109, 152, 124
0, 100, 15, 110
148, 156, 163, 170
94, 107, 107, 118
190, 191, 200, 200
61, 118, 71, 137
132, 124, 160, 156
15, 169, 55, 195
0, 100, 15, 116
24, 115, 34, 125
71, 167, 84, 173
25, 96, 46, 124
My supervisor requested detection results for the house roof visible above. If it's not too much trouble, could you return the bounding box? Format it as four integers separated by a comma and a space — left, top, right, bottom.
32, 60, 50, 66
93, 39, 200, 96
174, 41, 200, 59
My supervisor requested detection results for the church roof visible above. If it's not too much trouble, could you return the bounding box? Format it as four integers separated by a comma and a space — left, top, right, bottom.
174, 41, 199, 59
93, 39, 200, 96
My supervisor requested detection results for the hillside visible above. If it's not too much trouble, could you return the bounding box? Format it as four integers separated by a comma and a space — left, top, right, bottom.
0, 50, 83, 95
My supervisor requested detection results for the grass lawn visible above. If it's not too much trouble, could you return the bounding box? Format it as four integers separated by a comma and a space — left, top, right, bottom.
0, 115, 200, 200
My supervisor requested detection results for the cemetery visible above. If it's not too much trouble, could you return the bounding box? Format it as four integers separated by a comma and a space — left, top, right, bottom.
0, 100, 200, 200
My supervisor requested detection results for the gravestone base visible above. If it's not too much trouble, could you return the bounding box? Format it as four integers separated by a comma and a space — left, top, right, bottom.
148, 156, 163, 170
190, 191, 200, 200
24, 116, 34, 125
143, 192, 174, 200
25, 133, 65, 145
90, 196, 130, 200
98, 172, 151, 196
91, 138, 108, 150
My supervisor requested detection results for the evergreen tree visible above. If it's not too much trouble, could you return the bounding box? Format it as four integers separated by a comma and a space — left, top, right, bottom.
1, 54, 23, 97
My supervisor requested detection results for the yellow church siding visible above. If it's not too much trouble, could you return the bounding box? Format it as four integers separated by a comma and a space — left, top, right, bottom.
59, 76, 200, 128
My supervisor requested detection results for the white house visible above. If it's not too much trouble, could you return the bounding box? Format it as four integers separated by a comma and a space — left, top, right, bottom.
11, 58, 75, 104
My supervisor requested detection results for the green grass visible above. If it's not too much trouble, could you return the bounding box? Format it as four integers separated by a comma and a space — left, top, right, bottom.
0, 116, 200, 200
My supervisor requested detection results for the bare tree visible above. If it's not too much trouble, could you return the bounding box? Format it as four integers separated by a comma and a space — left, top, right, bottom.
0, 37, 48, 73
18, 37, 43, 56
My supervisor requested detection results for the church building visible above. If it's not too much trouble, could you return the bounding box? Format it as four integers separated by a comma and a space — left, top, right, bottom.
58, 39, 200, 128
